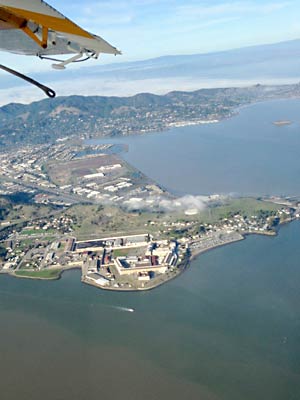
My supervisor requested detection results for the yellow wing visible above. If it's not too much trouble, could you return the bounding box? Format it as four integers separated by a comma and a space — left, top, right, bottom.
0, 0, 121, 68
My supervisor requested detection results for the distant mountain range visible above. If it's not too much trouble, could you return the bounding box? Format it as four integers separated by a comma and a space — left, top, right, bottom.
45, 38, 300, 81
0, 39, 300, 105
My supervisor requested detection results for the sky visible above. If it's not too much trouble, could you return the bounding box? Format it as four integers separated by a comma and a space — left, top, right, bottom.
1, 0, 300, 104
2, 0, 300, 73
56, 0, 300, 58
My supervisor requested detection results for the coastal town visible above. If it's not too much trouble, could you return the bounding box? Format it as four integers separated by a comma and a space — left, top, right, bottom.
0, 178, 299, 290
0, 105, 299, 290
1, 84, 300, 149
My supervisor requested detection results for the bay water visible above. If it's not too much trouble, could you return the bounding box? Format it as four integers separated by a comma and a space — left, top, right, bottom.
1, 99, 300, 399
1, 221, 300, 400
89, 98, 300, 196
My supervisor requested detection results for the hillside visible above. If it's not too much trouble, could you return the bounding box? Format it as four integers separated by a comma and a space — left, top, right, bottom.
0, 83, 300, 147
1, 39, 300, 105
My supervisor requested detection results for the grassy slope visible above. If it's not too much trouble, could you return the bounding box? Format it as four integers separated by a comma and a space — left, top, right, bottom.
66, 198, 280, 239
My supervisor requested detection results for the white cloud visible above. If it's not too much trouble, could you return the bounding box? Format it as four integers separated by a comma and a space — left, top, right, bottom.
123, 194, 208, 213
1, 75, 300, 107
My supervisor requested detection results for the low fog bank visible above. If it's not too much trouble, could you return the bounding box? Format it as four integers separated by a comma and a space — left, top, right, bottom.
1, 76, 299, 106
122, 194, 227, 214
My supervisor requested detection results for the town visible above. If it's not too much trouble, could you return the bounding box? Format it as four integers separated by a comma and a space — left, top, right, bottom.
0, 130, 299, 290
1, 84, 300, 149
0, 182, 299, 290
0, 141, 167, 208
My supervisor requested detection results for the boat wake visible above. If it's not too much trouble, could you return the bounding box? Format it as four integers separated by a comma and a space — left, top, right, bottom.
113, 306, 135, 313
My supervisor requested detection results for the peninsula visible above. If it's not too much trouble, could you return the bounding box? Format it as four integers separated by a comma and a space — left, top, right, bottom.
0, 139, 299, 290
0, 85, 300, 290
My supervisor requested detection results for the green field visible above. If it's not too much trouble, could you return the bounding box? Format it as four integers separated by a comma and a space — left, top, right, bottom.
112, 248, 132, 257
63, 197, 281, 240
2, 196, 282, 244
14, 268, 62, 279
199, 198, 280, 223
7, 204, 55, 221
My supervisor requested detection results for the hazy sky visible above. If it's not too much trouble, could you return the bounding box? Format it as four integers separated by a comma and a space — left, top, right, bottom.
55, 0, 300, 58
2, 0, 300, 72
1, 0, 300, 105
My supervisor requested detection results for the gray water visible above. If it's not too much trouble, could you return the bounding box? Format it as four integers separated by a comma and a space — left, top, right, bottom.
1, 221, 300, 400
88, 98, 300, 196
1, 99, 300, 399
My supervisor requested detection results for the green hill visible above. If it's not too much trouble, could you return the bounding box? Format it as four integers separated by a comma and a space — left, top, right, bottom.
0, 84, 299, 148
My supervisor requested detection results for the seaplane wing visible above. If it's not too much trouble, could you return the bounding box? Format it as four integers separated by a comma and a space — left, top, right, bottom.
0, 0, 121, 68
0, 0, 121, 97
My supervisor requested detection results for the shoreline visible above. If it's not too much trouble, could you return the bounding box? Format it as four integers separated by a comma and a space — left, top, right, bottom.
9, 266, 81, 281
189, 229, 278, 263
81, 269, 183, 292
188, 218, 298, 261
1, 96, 299, 291
2, 223, 293, 292
189, 234, 245, 262
89, 95, 300, 144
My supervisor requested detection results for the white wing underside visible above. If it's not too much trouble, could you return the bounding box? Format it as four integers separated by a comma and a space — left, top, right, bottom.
0, 0, 120, 58
0, 29, 119, 56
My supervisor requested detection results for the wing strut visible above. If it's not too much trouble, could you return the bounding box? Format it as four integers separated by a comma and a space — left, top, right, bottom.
0, 64, 56, 98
